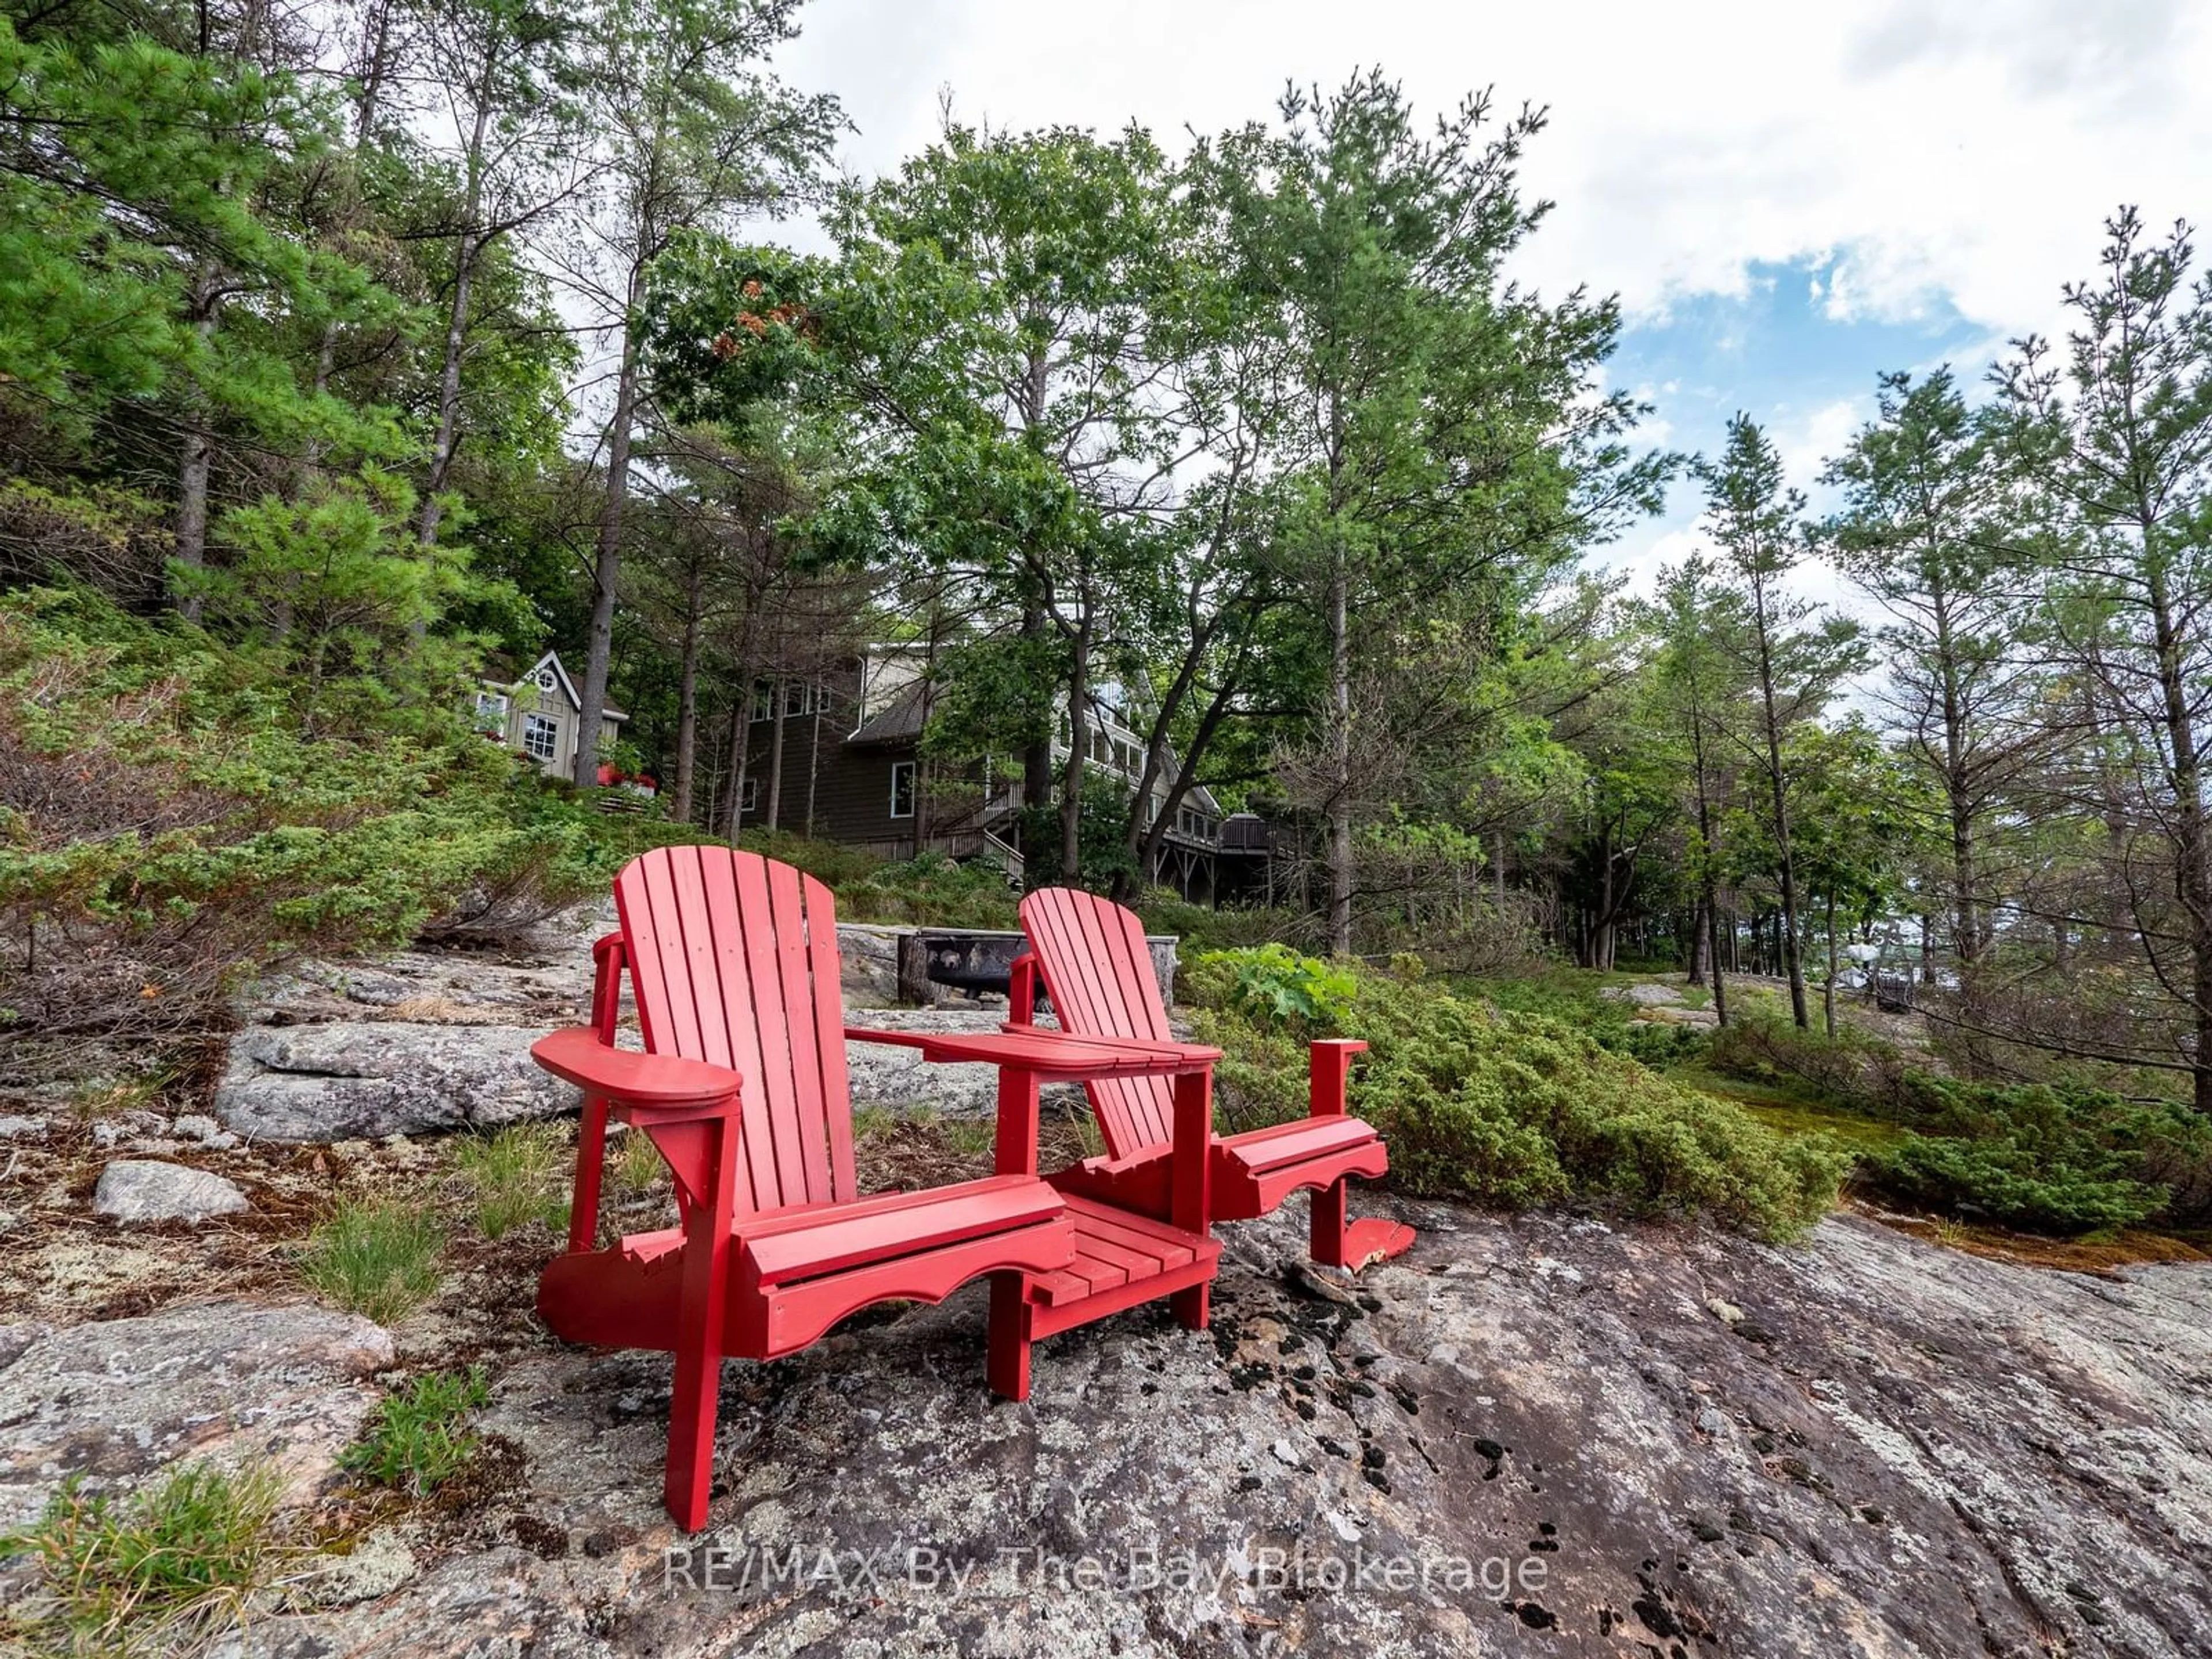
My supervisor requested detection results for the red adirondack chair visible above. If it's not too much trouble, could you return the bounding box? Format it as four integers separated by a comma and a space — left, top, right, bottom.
530, 847, 1079, 1531
1015, 887, 1415, 1271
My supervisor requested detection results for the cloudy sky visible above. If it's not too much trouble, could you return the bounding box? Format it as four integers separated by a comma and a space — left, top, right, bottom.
770, 0, 2212, 594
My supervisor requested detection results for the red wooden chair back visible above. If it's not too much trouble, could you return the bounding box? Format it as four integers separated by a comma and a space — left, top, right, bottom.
1017, 887, 1176, 1161
614, 845, 858, 1217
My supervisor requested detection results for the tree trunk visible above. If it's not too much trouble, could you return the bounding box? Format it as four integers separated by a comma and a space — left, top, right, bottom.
805, 703, 821, 837
1059, 620, 1090, 884
418, 47, 497, 550
171, 271, 221, 622
416, 229, 478, 549
722, 690, 751, 840
1749, 566, 1810, 1026
1021, 600, 1052, 872
1823, 893, 1839, 1039
174, 419, 211, 623
765, 681, 786, 831
575, 259, 646, 787
671, 611, 700, 823
2146, 569, 2212, 1113
1325, 540, 1353, 956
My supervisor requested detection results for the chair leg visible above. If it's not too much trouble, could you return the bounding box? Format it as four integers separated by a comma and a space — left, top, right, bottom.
1170, 1282, 1211, 1330
1310, 1176, 1350, 1268
664, 1116, 737, 1532
568, 1095, 609, 1254
986, 1272, 1032, 1400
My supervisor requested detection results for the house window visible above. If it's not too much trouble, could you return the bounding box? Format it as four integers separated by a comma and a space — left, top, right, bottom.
473, 690, 509, 732
889, 761, 916, 819
738, 776, 759, 813
750, 683, 774, 722
784, 682, 817, 717
522, 712, 559, 762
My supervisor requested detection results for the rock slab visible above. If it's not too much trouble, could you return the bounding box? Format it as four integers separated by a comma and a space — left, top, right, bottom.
0, 1300, 392, 1529
229, 1210, 2212, 1658
216, 1022, 571, 1142
92, 1160, 251, 1224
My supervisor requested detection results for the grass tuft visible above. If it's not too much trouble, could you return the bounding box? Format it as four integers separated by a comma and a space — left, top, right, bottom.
297, 1198, 445, 1326
454, 1122, 570, 1239
609, 1123, 665, 1198
339, 1369, 490, 1498
0, 1460, 297, 1654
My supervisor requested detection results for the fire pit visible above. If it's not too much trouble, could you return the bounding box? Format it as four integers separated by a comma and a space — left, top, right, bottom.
902, 927, 1177, 1007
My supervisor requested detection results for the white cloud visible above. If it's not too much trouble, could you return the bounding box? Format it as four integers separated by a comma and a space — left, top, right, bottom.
1773, 398, 1872, 498
771, 0, 2212, 342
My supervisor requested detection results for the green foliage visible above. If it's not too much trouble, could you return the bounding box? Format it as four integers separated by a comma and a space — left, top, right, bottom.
1705, 1013, 1908, 1107
1706, 1013, 2212, 1235
0, 589, 677, 1041
1866, 1137, 2164, 1237
1603, 1019, 1713, 1069
1185, 959, 1846, 1239
0, 1461, 295, 1655
1862, 1076, 2212, 1236
340, 1370, 491, 1498
1136, 892, 1299, 954
840, 853, 1018, 930
454, 1124, 570, 1240
1192, 944, 1357, 1031
297, 1199, 446, 1326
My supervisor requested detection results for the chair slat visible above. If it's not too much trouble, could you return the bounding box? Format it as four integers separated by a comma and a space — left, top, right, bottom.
1020, 889, 1179, 1156
804, 874, 858, 1205
616, 847, 857, 1218
696, 854, 766, 1210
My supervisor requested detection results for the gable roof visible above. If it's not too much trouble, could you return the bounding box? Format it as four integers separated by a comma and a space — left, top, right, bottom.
846, 677, 927, 747
514, 650, 625, 722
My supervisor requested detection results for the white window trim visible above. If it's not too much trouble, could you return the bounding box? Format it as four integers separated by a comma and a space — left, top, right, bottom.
889, 760, 916, 820
522, 711, 560, 762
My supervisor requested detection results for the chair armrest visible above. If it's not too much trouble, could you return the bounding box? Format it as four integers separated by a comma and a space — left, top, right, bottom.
999, 1022, 1221, 1062
532, 1027, 744, 1109
847, 1024, 1218, 1078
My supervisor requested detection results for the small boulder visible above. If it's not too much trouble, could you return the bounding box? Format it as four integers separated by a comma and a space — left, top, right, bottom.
92, 1160, 251, 1225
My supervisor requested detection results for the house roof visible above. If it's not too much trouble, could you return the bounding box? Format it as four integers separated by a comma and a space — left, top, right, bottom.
508, 650, 626, 722
846, 678, 927, 746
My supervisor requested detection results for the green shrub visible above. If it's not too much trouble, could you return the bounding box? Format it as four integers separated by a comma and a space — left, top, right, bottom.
454, 1123, 570, 1240
0, 588, 663, 1043
1857, 1075, 2212, 1234
340, 1370, 490, 1497
1137, 891, 1303, 955
1865, 1136, 2165, 1235
1190, 961, 1846, 1240
1193, 944, 1358, 1031
841, 853, 1019, 930
0, 1460, 296, 1654
1704, 1011, 1907, 1104
297, 1199, 445, 1325
1597, 1018, 1712, 1069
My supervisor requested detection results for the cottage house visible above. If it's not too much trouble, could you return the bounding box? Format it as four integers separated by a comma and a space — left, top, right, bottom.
477, 650, 628, 781
736, 644, 1226, 898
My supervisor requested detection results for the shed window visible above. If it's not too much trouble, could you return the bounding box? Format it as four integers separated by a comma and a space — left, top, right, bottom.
889, 761, 916, 819
522, 713, 559, 762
